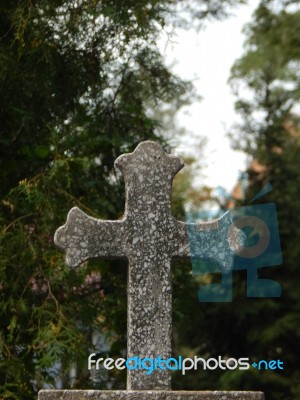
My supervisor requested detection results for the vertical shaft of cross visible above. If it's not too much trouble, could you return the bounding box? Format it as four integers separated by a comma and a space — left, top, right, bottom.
115, 142, 184, 390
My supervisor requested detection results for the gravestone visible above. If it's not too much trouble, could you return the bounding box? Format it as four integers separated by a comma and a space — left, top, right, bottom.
39, 141, 264, 400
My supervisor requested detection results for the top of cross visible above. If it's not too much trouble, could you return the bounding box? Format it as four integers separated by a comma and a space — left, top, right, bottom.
115, 141, 184, 216
54, 141, 191, 268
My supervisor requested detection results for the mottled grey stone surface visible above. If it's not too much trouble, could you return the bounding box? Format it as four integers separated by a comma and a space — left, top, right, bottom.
54, 141, 245, 391
39, 390, 264, 400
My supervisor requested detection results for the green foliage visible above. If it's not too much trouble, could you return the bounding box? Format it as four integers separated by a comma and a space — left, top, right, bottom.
221, 1, 300, 399
161, 3, 300, 399
229, 2, 300, 157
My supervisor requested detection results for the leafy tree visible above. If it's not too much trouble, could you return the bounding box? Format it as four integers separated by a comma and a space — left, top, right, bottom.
0, 0, 246, 399
187, 2, 300, 399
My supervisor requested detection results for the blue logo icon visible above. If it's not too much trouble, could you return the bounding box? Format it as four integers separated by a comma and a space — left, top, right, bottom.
186, 183, 282, 302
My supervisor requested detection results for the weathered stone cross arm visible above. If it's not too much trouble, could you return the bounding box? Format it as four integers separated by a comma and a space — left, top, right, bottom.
175, 210, 240, 274
54, 207, 126, 267
54, 206, 237, 270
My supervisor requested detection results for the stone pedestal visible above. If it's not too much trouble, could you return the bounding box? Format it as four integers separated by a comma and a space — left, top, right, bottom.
39, 390, 264, 400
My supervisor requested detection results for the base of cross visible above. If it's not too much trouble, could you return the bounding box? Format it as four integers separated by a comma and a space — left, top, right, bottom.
39, 390, 264, 400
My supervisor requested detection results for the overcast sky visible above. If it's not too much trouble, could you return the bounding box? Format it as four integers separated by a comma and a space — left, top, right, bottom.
159, 0, 260, 193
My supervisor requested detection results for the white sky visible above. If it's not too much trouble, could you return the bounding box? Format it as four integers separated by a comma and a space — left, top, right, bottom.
159, 0, 260, 193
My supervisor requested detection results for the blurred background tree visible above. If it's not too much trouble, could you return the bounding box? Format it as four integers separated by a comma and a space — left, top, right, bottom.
174, 2, 300, 399
0, 0, 247, 398
227, 3, 300, 398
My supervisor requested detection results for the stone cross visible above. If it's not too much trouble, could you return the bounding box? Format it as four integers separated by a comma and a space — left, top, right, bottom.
54, 141, 240, 391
